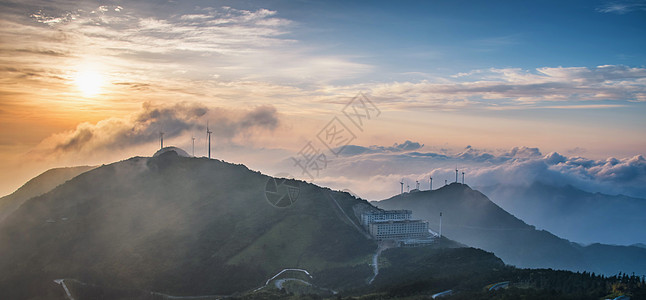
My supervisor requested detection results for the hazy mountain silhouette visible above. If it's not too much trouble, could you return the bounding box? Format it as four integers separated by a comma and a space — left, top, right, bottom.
374, 183, 646, 275
478, 182, 646, 245
2, 153, 645, 299
0, 151, 378, 298
0, 166, 95, 222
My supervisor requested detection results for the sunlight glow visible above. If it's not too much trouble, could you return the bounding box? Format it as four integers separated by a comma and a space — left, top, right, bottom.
74, 69, 103, 97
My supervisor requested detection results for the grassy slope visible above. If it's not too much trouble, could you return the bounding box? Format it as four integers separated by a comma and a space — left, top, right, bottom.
0, 166, 95, 222
374, 183, 646, 276
0, 153, 375, 298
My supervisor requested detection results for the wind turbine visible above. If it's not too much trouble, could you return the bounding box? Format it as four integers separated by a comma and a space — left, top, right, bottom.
455, 166, 458, 183
400, 179, 404, 195
206, 121, 212, 159
191, 136, 196, 157
429, 176, 433, 191
159, 131, 164, 150
462, 171, 465, 184
406, 184, 410, 193
416, 180, 419, 190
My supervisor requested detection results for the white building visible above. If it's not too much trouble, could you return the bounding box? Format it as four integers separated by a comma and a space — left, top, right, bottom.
369, 219, 429, 240
360, 209, 412, 226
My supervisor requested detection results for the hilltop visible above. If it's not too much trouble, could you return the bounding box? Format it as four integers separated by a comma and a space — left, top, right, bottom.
478, 182, 646, 245
374, 183, 646, 275
0, 166, 95, 222
0, 151, 377, 298
0, 152, 644, 299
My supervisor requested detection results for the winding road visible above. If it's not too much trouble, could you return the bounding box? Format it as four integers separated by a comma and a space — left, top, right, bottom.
53, 279, 74, 300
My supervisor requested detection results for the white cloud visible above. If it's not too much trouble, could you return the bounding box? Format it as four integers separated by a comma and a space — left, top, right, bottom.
281, 143, 646, 200
36, 102, 279, 158
332, 65, 646, 110
0, 1, 372, 88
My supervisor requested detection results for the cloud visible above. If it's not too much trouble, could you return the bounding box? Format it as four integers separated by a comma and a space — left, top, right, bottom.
336, 140, 424, 156
285, 143, 646, 200
0, 1, 372, 91
597, 1, 646, 14
43, 102, 279, 155
393, 140, 424, 151
341, 65, 646, 110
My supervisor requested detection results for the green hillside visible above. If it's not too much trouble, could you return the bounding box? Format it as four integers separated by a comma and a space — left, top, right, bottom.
0, 166, 95, 222
373, 183, 646, 275
2, 153, 645, 299
0, 151, 376, 298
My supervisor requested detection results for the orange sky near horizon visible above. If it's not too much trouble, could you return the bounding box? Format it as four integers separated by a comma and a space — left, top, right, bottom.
1, 0, 645, 197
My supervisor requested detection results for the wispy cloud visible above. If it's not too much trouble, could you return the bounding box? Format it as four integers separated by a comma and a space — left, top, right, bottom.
340, 65, 646, 110
0, 1, 372, 91
597, 1, 646, 14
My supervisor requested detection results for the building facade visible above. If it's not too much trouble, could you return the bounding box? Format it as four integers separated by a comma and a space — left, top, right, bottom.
360, 209, 412, 226
369, 220, 429, 240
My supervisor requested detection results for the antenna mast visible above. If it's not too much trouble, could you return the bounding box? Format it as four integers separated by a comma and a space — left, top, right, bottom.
439, 212, 443, 238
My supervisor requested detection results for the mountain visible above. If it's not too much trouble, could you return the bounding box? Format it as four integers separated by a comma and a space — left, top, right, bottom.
477, 182, 646, 245
1, 152, 645, 299
373, 183, 646, 275
0, 151, 377, 299
0, 166, 95, 222
633, 243, 646, 249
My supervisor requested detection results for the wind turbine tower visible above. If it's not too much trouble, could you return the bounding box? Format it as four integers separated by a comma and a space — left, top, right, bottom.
416, 180, 419, 190
429, 176, 433, 191
400, 179, 404, 195
159, 131, 164, 150
455, 167, 458, 183
462, 171, 465, 184
206, 121, 212, 159
407, 184, 410, 193
192, 136, 196, 157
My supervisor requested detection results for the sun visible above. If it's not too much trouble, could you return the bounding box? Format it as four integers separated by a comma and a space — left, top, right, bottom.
74, 69, 103, 97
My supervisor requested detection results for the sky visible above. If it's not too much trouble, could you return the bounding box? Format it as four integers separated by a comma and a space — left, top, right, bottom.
0, 0, 645, 199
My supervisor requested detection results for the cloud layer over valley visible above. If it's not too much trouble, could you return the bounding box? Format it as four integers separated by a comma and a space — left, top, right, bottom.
300, 143, 646, 201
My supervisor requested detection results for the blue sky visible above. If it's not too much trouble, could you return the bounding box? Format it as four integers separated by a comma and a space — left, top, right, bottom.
0, 0, 645, 196
265, 0, 646, 80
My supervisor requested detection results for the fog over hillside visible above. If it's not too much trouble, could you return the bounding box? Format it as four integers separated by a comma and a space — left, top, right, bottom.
1, 151, 645, 299
374, 183, 646, 275
1, 0, 644, 298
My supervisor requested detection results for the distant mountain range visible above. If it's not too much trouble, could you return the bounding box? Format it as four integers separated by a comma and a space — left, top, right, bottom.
0, 166, 95, 222
477, 182, 646, 245
1, 151, 644, 299
373, 183, 646, 276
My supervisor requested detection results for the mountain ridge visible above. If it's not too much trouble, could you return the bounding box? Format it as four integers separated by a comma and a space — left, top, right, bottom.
0, 165, 95, 222
1, 153, 645, 299
0, 152, 377, 298
477, 181, 646, 245
373, 183, 646, 275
